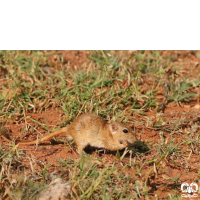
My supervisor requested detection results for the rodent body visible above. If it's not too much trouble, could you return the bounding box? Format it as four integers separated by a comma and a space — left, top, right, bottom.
12, 113, 136, 153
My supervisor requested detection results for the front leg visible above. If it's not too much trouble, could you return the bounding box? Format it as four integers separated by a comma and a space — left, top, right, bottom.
103, 140, 128, 151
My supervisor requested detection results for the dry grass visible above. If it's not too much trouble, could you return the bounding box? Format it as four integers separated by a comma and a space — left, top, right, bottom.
0, 50, 200, 199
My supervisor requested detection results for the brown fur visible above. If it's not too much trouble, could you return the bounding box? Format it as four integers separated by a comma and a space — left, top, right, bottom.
3, 113, 136, 154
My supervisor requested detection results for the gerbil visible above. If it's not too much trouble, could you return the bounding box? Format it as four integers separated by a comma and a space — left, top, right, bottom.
3, 113, 136, 154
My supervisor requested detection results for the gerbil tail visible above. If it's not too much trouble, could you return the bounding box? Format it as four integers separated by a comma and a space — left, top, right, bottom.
17, 126, 69, 145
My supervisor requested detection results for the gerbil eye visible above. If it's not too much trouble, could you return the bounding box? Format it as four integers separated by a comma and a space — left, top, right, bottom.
123, 129, 128, 133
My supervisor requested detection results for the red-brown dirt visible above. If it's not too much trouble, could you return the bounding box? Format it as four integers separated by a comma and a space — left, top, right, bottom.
1, 50, 200, 199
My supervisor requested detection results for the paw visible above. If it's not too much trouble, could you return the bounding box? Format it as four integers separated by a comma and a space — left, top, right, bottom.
119, 140, 128, 147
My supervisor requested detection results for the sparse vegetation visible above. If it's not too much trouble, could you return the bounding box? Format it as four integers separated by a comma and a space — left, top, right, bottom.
0, 50, 200, 199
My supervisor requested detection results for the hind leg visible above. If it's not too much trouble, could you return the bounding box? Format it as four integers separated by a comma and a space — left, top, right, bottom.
75, 140, 88, 154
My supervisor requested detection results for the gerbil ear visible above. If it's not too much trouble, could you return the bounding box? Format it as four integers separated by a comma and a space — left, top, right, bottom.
108, 123, 119, 134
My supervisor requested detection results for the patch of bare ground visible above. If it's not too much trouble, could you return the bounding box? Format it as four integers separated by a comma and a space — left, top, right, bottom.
1, 50, 200, 199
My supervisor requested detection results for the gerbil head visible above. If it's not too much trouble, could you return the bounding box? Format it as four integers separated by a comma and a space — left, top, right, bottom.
107, 121, 136, 146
